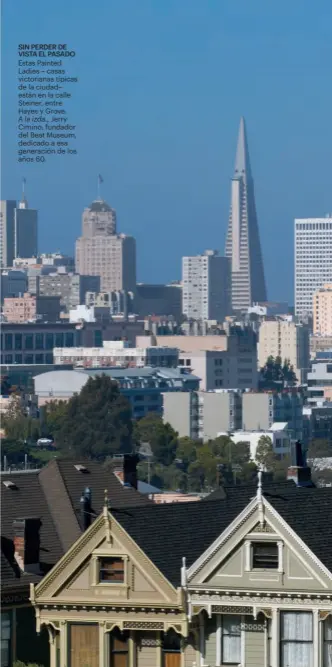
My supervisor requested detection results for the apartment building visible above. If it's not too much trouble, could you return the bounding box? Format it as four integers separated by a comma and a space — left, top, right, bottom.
258, 318, 310, 383
313, 283, 332, 335
182, 250, 231, 321
242, 390, 304, 441
37, 272, 100, 312
163, 389, 243, 440
3, 294, 61, 323
307, 361, 332, 404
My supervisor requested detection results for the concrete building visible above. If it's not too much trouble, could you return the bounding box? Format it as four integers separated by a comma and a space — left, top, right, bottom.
1, 269, 27, 302
295, 216, 332, 319
163, 389, 243, 440
53, 340, 179, 368
14, 195, 38, 260
33, 367, 200, 417
135, 283, 182, 318
3, 294, 61, 323
0, 200, 16, 268
37, 272, 100, 312
158, 327, 258, 390
242, 390, 304, 441
218, 424, 292, 463
225, 117, 267, 311
303, 403, 332, 444
313, 283, 332, 335
75, 198, 136, 292
248, 302, 289, 317
182, 250, 231, 321
258, 319, 310, 383
307, 361, 332, 404
85, 290, 135, 316
0, 320, 145, 365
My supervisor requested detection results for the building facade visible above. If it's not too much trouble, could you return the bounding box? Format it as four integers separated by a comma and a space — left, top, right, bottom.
14, 197, 38, 260
307, 361, 332, 405
258, 319, 310, 383
135, 283, 182, 318
313, 284, 332, 336
53, 340, 179, 368
295, 217, 332, 319
3, 294, 61, 323
182, 250, 231, 321
0, 200, 16, 268
75, 198, 136, 293
38, 272, 100, 312
242, 391, 304, 441
31, 474, 332, 667
162, 389, 243, 440
1, 269, 28, 302
225, 117, 267, 311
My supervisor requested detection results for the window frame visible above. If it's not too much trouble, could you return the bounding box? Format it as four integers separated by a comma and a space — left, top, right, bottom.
252, 542, 279, 570
217, 614, 242, 666
91, 551, 128, 588
99, 556, 125, 584
279, 611, 313, 667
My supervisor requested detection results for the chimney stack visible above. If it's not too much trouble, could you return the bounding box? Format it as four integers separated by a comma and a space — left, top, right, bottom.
112, 454, 139, 489
287, 440, 313, 487
13, 518, 41, 573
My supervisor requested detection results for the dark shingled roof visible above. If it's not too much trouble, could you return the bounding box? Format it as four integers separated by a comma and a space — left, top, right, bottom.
113, 484, 332, 587
1, 458, 151, 591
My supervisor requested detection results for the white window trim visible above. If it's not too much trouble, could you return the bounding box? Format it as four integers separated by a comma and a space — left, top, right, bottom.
244, 536, 283, 573
216, 614, 243, 667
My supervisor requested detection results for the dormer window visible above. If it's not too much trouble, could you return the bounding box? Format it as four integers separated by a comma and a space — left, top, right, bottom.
99, 557, 124, 583
252, 542, 278, 569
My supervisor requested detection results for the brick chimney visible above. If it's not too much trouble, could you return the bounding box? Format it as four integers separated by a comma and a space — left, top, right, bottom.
112, 454, 139, 489
287, 440, 314, 487
13, 518, 41, 574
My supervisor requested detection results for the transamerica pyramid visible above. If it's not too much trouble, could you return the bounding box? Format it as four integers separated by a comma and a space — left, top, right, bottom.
225, 117, 267, 311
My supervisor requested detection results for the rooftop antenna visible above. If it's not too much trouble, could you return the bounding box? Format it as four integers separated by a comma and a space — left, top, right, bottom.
20, 177, 28, 209
97, 174, 103, 201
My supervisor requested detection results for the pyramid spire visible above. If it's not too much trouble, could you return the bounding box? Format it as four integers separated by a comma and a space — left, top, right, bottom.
225, 117, 267, 310
234, 117, 252, 178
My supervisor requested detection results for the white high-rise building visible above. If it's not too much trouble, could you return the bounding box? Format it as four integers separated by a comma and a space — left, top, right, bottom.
295, 217, 332, 319
182, 250, 231, 321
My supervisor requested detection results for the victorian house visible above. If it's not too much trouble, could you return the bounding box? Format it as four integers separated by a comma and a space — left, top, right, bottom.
31, 463, 332, 667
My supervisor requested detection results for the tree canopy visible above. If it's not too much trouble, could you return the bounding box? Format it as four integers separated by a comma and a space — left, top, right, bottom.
259, 356, 297, 390
43, 375, 133, 459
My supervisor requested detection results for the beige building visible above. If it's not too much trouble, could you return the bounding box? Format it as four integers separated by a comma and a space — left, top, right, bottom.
3, 293, 61, 323
313, 284, 332, 336
157, 329, 258, 391
75, 199, 136, 292
258, 319, 310, 383
163, 389, 243, 440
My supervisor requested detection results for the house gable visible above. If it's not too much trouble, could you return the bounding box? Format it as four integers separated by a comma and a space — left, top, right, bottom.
34, 509, 179, 607
187, 497, 332, 592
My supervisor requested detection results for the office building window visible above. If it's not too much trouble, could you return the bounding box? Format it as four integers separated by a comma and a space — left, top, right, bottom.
15, 354, 23, 364
24, 334, 34, 350
4, 334, 13, 350
45, 333, 54, 349
14, 334, 22, 350
35, 333, 44, 349
65, 332, 74, 347
35, 354, 44, 364
55, 332, 64, 347
24, 354, 34, 364
280, 612, 313, 667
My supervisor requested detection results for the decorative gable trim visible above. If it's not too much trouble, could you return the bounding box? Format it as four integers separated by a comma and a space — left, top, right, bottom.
264, 499, 332, 584
187, 497, 257, 581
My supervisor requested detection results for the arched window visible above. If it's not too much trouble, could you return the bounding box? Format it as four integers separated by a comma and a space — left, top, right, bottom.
110, 628, 129, 667
162, 629, 181, 667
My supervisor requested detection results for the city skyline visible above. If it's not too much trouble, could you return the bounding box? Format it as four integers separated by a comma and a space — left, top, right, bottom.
3, 0, 332, 303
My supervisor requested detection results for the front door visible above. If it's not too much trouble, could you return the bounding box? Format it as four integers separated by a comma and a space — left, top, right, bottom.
162, 629, 181, 667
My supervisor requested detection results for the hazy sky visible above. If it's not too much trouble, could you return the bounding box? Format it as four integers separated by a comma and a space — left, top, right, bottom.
2, 0, 332, 303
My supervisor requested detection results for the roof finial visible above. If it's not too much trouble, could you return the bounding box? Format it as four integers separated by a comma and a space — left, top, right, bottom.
256, 470, 265, 527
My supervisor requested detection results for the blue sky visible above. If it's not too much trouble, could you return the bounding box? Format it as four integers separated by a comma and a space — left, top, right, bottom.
2, 0, 332, 303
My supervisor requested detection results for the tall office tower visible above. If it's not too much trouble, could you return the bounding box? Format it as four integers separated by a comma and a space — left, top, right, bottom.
295, 217, 332, 320
182, 250, 231, 321
14, 187, 38, 259
0, 200, 16, 267
225, 117, 267, 311
76, 198, 136, 292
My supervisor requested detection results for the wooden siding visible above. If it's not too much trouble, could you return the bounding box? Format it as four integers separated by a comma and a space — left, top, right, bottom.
204, 616, 216, 666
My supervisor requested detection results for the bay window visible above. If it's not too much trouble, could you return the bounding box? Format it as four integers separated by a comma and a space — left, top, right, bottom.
222, 615, 241, 664
280, 611, 313, 667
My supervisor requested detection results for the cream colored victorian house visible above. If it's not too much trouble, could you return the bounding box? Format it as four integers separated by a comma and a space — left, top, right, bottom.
30, 497, 191, 667
32, 473, 332, 667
